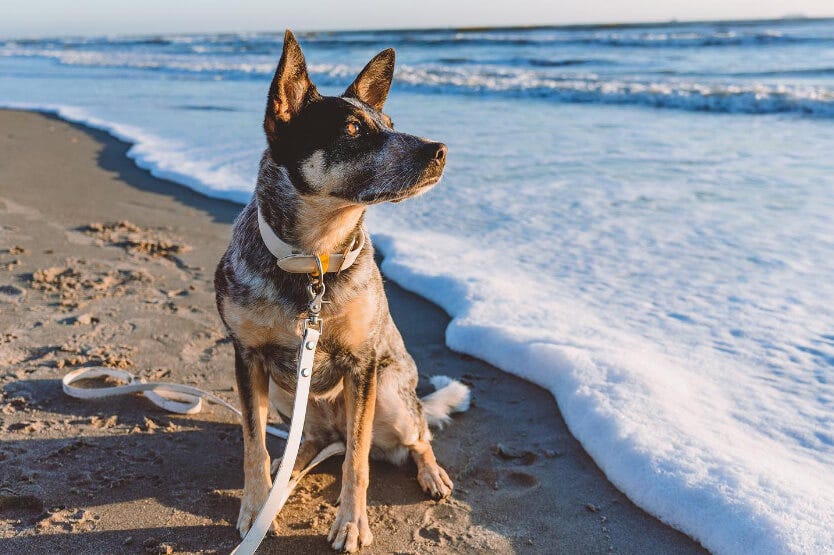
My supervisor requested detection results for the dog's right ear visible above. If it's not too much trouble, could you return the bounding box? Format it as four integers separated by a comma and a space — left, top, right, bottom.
344, 48, 395, 112
264, 30, 319, 139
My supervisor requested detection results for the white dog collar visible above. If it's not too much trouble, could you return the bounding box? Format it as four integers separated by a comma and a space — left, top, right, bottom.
257, 205, 365, 274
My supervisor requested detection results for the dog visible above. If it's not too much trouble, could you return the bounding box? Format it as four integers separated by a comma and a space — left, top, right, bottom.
214, 30, 470, 552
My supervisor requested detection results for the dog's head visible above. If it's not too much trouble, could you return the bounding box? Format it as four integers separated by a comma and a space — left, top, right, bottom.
263, 30, 446, 205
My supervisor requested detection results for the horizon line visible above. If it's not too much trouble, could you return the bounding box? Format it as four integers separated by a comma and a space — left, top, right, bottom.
3, 14, 833, 41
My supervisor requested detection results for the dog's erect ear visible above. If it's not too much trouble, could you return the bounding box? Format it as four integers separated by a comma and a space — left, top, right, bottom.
265, 30, 318, 135
343, 48, 395, 111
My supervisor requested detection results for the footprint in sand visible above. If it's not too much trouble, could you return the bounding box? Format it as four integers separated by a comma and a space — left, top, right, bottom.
415, 499, 514, 552
502, 470, 539, 489
0, 284, 25, 303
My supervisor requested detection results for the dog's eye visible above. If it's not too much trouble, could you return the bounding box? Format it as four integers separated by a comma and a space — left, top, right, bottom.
346, 122, 360, 136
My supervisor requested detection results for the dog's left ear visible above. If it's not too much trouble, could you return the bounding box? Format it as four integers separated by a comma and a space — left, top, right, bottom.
344, 48, 395, 111
265, 30, 319, 141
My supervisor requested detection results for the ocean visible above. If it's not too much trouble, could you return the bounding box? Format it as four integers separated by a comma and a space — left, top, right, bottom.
2, 18, 833, 554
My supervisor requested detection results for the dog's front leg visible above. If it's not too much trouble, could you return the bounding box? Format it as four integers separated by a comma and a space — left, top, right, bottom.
233, 344, 273, 537
329, 361, 377, 552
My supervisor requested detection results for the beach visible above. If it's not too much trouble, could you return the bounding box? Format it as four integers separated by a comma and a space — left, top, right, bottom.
4, 20, 834, 552
0, 109, 708, 553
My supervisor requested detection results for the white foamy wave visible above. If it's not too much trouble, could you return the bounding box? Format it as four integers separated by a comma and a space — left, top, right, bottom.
3, 43, 833, 117
0, 46, 277, 75
370, 227, 834, 555
389, 65, 834, 116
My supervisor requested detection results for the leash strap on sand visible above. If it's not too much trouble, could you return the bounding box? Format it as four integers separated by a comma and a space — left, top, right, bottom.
61, 324, 346, 555
62, 367, 288, 439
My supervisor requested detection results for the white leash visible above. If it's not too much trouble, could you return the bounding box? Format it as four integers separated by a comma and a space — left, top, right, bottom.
62, 266, 344, 555
62, 366, 288, 439
232, 321, 322, 555
62, 330, 343, 555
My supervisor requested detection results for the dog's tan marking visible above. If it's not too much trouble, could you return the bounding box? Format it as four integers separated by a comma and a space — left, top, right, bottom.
272, 99, 284, 121
411, 439, 453, 499
355, 109, 376, 130
222, 298, 299, 349
342, 97, 383, 129
296, 195, 365, 254
237, 358, 274, 536
329, 370, 377, 552
326, 293, 377, 351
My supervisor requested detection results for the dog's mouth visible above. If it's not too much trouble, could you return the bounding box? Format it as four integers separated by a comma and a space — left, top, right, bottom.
389, 175, 443, 204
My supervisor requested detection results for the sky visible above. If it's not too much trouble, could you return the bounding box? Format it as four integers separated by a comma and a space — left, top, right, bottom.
1, 0, 833, 38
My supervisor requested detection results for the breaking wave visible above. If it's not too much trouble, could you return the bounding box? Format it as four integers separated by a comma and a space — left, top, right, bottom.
2, 45, 834, 117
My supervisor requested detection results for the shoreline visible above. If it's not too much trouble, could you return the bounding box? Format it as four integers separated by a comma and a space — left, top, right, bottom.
0, 109, 707, 554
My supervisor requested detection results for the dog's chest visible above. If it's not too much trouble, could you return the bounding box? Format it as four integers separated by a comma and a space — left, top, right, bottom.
222, 291, 376, 349
221, 296, 301, 348
221, 291, 379, 393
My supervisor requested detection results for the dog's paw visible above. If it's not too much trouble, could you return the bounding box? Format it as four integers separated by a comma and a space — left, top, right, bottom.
328, 504, 373, 552
236, 489, 275, 538
417, 463, 454, 499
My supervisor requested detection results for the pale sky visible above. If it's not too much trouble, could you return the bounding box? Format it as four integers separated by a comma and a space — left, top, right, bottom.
2, 0, 833, 38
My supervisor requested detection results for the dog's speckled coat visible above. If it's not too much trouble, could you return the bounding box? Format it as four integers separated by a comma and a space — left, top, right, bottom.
214, 31, 466, 552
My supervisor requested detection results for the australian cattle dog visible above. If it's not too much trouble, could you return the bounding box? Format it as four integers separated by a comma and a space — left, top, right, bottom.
214, 30, 470, 552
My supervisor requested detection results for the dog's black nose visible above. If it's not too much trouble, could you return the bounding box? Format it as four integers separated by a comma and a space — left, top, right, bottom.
427, 142, 447, 163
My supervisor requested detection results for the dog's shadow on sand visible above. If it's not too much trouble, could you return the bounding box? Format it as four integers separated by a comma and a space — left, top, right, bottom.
1, 381, 452, 553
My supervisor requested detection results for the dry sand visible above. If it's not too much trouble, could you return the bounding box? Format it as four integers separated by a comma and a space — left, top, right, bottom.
0, 109, 707, 554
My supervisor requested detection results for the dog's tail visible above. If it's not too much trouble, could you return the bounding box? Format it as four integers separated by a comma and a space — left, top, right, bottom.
420, 375, 470, 429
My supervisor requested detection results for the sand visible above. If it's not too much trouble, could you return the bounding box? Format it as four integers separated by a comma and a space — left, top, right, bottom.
0, 109, 707, 554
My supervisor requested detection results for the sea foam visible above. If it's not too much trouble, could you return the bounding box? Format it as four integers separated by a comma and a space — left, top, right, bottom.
4, 41, 834, 117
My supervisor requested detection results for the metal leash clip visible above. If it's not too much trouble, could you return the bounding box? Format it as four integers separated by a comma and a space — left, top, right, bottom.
304, 254, 327, 332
